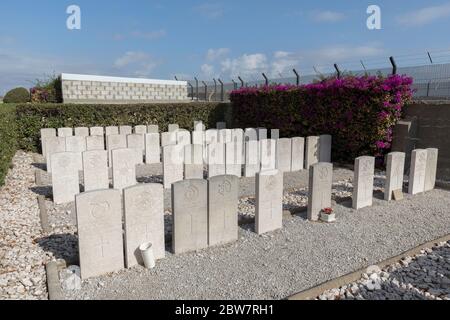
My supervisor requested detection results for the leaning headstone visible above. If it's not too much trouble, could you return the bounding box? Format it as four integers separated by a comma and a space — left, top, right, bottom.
176, 130, 191, 146
123, 184, 165, 268
111, 149, 138, 191
82, 150, 109, 192
145, 133, 161, 164
127, 134, 145, 164
75, 189, 124, 279
86, 135, 105, 151
424, 148, 438, 192
105, 126, 119, 136
41, 128, 57, 157
244, 140, 260, 177
225, 141, 243, 177
162, 145, 184, 189
217, 122, 226, 130
51, 152, 80, 204
65, 136, 87, 170
307, 163, 333, 221
134, 125, 147, 135
75, 127, 89, 137
207, 143, 226, 178
184, 144, 204, 179
319, 135, 332, 163
208, 175, 239, 246
305, 136, 320, 169
168, 124, 179, 132
255, 170, 283, 235
147, 125, 159, 134
90, 127, 104, 136
58, 127, 73, 137
119, 125, 132, 135
161, 132, 177, 147
385, 152, 406, 201
291, 137, 305, 171
408, 149, 428, 195
172, 179, 208, 254
260, 139, 277, 171
106, 134, 127, 166
352, 156, 375, 210
45, 136, 66, 173
276, 138, 292, 172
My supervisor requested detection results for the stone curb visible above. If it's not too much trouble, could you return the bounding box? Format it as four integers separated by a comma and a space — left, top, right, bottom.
37, 195, 51, 233
287, 233, 450, 300
45, 261, 65, 300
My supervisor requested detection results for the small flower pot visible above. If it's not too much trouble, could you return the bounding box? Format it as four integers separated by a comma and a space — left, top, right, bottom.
320, 213, 336, 223
139, 242, 156, 269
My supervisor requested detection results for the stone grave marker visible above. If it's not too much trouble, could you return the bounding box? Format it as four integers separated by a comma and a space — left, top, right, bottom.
75, 127, 89, 137
218, 129, 232, 144
51, 152, 80, 204
40, 128, 57, 157
207, 143, 226, 178
123, 184, 165, 268
245, 128, 258, 142
58, 127, 73, 137
226, 141, 243, 177
291, 137, 305, 172
194, 121, 205, 131
352, 156, 375, 209
86, 135, 105, 151
111, 148, 138, 191
217, 122, 226, 130
276, 138, 292, 172
119, 125, 133, 135
105, 126, 119, 136
184, 144, 204, 179
172, 179, 208, 254
271, 129, 280, 140
260, 139, 277, 171
82, 150, 109, 192
257, 128, 268, 141
127, 134, 145, 164
244, 140, 260, 177
192, 131, 205, 146
307, 163, 333, 221
75, 189, 124, 279
162, 145, 184, 189
205, 129, 218, 145
255, 170, 283, 234
408, 149, 428, 195
45, 136, 66, 173
65, 136, 87, 170
385, 152, 406, 201
176, 130, 191, 146
147, 125, 159, 134
319, 135, 332, 163
145, 133, 161, 164
208, 175, 239, 246
168, 124, 180, 132
106, 134, 127, 166
161, 132, 177, 147
305, 136, 320, 169
424, 148, 438, 192
134, 125, 147, 135
90, 127, 104, 136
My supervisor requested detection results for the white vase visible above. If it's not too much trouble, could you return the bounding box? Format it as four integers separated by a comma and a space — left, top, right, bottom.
139, 242, 156, 269
320, 213, 336, 223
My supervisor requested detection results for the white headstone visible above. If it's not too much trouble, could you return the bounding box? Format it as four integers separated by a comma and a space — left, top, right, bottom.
218, 129, 232, 144
41, 128, 57, 157
111, 148, 138, 191
168, 124, 179, 132
134, 125, 147, 135
106, 134, 127, 166
319, 135, 332, 163
192, 131, 205, 146
385, 152, 405, 201
105, 126, 119, 136
75, 127, 89, 137
90, 127, 104, 136
119, 125, 132, 135
257, 128, 268, 141
207, 143, 226, 178
65, 136, 86, 171
270, 129, 280, 140
86, 136, 105, 151
291, 137, 305, 171
194, 121, 205, 131
58, 127, 73, 137
161, 132, 177, 147
123, 184, 165, 268
82, 150, 109, 192
147, 125, 159, 134
260, 139, 277, 171
245, 128, 258, 141
244, 140, 260, 177
145, 133, 161, 164
225, 141, 243, 177
352, 156, 375, 209
45, 136, 66, 173
127, 134, 145, 164
176, 130, 191, 146
217, 122, 226, 130
424, 148, 438, 192
75, 189, 124, 279
184, 144, 204, 179
408, 149, 428, 195
305, 136, 320, 169
276, 138, 292, 172
205, 129, 218, 145
162, 145, 184, 189
51, 152, 80, 204
255, 170, 283, 235
307, 163, 333, 221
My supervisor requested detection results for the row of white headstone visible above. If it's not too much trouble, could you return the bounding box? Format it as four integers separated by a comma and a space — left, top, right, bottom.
75, 171, 283, 280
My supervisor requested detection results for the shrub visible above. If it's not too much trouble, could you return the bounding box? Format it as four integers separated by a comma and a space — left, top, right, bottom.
0, 105, 18, 186
3, 87, 30, 104
230, 74, 414, 162
15, 102, 229, 152
31, 75, 62, 103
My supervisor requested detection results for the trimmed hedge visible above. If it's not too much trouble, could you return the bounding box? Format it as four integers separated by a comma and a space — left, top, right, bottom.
3, 87, 30, 104
15, 102, 229, 152
0, 104, 18, 185
230, 75, 414, 162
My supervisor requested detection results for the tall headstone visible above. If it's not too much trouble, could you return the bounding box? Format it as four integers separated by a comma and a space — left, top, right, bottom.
145, 133, 161, 164
255, 170, 283, 235
176, 130, 191, 146
168, 124, 179, 132
424, 148, 438, 192
162, 145, 184, 189
82, 150, 109, 192
75, 127, 89, 137
172, 179, 208, 254
244, 140, 260, 177
385, 152, 406, 201
408, 149, 428, 195
134, 125, 147, 135
260, 139, 277, 171
123, 184, 165, 268
276, 138, 292, 172
40, 128, 57, 157
319, 135, 332, 163
217, 122, 226, 130
90, 127, 104, 136
307, 163, 333, 221
65, 136, 87, 170
305, 136, 320, 169
225, 141, 243, 177
208, 175, 239, 246
119, 125, 132, 135
111, 148, 138, 191
51, 152, 80, 204
86, 135, 105, 151
106, 134, 127, 166
352, 156, 375, 209
207, 143, 226, 178
45, 136, 66, 173
105, 126, 119, 136
58, 127, 73, 137
161, 132, 177, 147
184, 144, 204, 179
291, 137, 305, 172
75, 189, 124, 279
147, 125, 159, 134
127, 134, 145, 164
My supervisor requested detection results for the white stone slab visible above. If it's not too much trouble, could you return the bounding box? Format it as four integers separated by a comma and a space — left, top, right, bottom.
226, 141, 243, 177
255, 170, 283, 235
168, 124, 179, 132
145, 133, 161, 164
305, 136, 320, 169
162, 145, 184, 189
408, 149, 428, 195
194, 121, 205, 131
352, 156, 375, 209
205, 129, 218, 145
218, 129, 232, 144
184, 144, 204, 179
244, 140, 260, 177
45, 136, 66, 173
105, 126, 119, 136
75, 127, 89, 137
176, 130, 191, 146
86, 135, 105, 151
207, 143, 226, 178
385, 152, 406, 201
319, 135, 332, 163
245, 128, 258, 142
161, 132, 177, 147
257, 128, 268, 141
90, 127, 104, 136
82, 150, 109, 192
134, 125, 147, 135
127, 134, 145, 164
192, 131, 205, 146
291, 137, 305, 171
111, 148, 138, 191
119, 125, 132, 135
260, 139, 277, 171
425, 148, 438, 192
106, 134, 127, 166
307, 163, 333, 221
276, 138, 292, 172
41, 128, 57, 157
147, 125, 159, 134
65, 136, 87, 170
58, 127, 73, 137
51, 152, 80, 204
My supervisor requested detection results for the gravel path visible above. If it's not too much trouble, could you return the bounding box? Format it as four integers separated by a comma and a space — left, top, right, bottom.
317, 241, 450, 300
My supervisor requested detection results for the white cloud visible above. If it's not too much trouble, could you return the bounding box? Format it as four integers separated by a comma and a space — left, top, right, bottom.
397, 3, 450, 26
194, 3, 225, 19
271, 51, 302, 77
201, 64, 216, 78
311, 10, 345, 23
130, 29, 167, 40
114, 51, 160, 77
206, 48, 230, 61
221, 53, 268, 79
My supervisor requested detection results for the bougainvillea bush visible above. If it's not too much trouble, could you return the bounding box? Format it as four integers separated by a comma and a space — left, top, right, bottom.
230, 74, 414, 163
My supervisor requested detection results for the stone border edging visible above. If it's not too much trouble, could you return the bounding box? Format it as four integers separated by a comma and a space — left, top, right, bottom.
287, 233, 450, 300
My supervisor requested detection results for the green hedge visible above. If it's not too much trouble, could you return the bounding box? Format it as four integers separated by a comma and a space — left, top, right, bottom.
0, 104, 18, 185
15, 102, 229, 152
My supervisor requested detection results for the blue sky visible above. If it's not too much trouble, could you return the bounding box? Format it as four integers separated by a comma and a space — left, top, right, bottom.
1, 0, 450, 94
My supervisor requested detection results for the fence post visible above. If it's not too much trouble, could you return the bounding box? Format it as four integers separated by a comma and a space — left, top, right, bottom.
293, 69, 300, 85
262, 73, 269, 86
232, 79, 237, 90
202, 81, 208, 101
213, 79, 217, 102
426, 81, 431, 97
427, 52, 433, 64
194, 77, 199, 101
218, 79, 224, 101
174, 76, 178, 81
389, 56, 397, 75
334, 64, 341, 79
238, 76, 244, 88
188, 83, 194, 101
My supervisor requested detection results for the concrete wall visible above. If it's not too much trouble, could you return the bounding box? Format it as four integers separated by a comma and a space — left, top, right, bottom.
392, 101, 450, 179
61, 73, 189, 104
